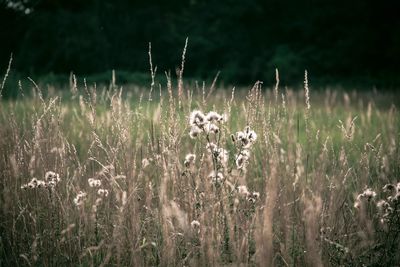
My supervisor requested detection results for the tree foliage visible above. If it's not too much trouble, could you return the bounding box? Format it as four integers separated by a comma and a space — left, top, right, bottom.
1, 0, 399, 85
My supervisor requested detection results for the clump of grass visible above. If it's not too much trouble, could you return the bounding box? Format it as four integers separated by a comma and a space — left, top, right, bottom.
0, 46, 399, 266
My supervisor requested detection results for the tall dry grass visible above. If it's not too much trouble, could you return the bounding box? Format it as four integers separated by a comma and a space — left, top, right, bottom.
0, 54, 399, 266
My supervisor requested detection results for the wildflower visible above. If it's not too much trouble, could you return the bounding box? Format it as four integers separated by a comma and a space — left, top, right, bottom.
45, 171, 60, 183
97, 188, 109, 197
204, 123, 219, 134
362, 188, 376, 201
36, 180, 47, 188
354, 187, 377, 209
395, 192, 400, 202
189, 110, 226, 138
184, 153, 196, 167
236, 150, 250, 169
206, 142, 217, 151
31, 178, 38, 187
88, 178, 102, 187
376, 200, 390, 212
73, 191, 87, 207
205, 111, 226, 123
247, 197, 257, 203
209, 171, 224, 184
47, 180, 57, 188
191, 220, 200, 228
205, 111, 220, 121
189, 125, 202, 139
189, 110, 206, 128
43, 171, 61, 188
21, 177, 48, 189
252, 191, 260, 199
383, 183, 395, 192
235, 126, 257, 148
246, 126, 257, 142
191, 220, 201, 233
216, 148, 229, 164
247, 191, 260, 203
207, 143, 229, 165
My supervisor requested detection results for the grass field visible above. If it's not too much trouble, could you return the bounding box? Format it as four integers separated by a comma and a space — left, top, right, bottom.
0, 69, 399, 266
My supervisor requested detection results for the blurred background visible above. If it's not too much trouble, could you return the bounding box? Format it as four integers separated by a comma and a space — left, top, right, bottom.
1, 0, 399, 88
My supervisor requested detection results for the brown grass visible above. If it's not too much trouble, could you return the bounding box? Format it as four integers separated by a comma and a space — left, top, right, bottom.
0, 55, 399, 266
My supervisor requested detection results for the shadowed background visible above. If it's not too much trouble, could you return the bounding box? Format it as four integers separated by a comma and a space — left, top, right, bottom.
1, 0, 400, 87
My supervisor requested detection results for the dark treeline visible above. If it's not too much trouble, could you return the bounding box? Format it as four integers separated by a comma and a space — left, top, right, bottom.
1, 0, 400, 86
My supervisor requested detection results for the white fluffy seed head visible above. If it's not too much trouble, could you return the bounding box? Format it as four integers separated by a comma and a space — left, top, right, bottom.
184, 153, 196, 167
31, 178, 38, 185
235, 127, 257, 148
246, 191, 260, 203
191, 220, 200, 228
73, 191, 87, 207
205, 111, 226, 123
45, 171, 60, 182
248, 130, 257, 142
207, 143, 229, 165
216, 148, 229, 165
48, 180, 57, 188
252, 191, 260, 199
191, 220, 201, 233
383, 183, 395, 192
236, 153, 248, 169
362, 188, 376, 201
37, 180, 47, 188
189, 110, 206, 127
97, 189, 109, 197
205, 111, 220, 122
21, 178, 50, 189
185, 153, 196, 162
189, 126, 202, 139
376, 200, 389, 212
209, 171, 224, 184
204, 123, 219, 134
88, 178, 102, 188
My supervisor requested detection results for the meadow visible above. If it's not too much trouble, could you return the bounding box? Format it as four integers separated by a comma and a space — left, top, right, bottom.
0, 66, 399, 266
